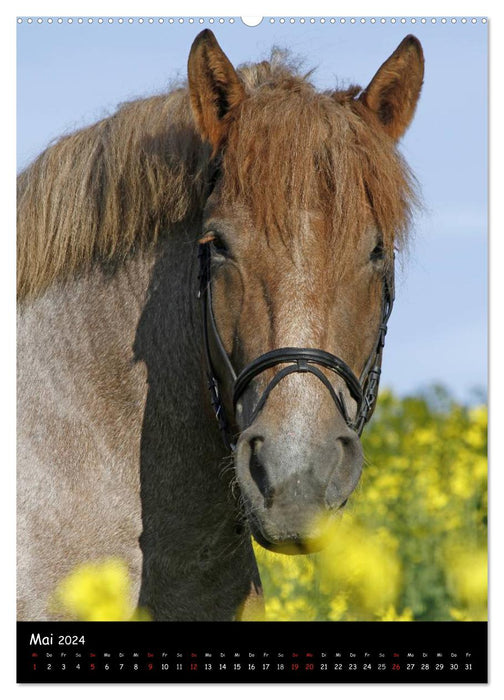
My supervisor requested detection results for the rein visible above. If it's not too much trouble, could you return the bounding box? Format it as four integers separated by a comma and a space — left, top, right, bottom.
198, 241, 394, 451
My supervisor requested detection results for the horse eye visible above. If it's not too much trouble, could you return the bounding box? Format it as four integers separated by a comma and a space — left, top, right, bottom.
370, 243, 384, 262
210, 235, 230, 258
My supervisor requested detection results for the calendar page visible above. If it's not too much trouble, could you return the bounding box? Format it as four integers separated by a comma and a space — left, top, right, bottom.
16, 13, 488, 684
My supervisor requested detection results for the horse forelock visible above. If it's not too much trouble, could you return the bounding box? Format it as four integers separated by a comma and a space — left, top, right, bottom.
221, 69, 418, 267
17, 51, 417, 301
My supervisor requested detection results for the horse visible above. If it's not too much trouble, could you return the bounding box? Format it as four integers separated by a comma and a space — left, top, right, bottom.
17, 30, 423, 621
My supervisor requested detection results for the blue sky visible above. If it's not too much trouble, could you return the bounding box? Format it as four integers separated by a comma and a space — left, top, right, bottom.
16, 17, 488, 404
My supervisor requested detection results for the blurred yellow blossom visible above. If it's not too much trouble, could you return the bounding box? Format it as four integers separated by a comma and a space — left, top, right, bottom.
444, 545, 487, 620
49, 558, 150, 621
377, 605, 414, 621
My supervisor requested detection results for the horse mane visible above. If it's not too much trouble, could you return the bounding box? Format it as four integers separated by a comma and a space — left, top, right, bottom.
17, 86, 211, 300
17, 51, 417, 300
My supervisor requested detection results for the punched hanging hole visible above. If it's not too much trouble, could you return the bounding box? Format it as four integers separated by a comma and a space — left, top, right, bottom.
241, 16, 263, 26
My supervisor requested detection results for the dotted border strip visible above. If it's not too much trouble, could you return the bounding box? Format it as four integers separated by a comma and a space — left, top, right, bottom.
17, 17, 488, 25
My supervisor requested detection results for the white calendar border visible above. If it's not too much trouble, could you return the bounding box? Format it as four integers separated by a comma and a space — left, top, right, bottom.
3, 2, 501, 698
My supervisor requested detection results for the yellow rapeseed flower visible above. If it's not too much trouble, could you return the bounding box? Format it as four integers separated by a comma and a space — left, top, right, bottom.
444, 546, 487, 610
50, 558, 150, 621
377, 605, 414, 621
328, 593, 348, 621
318, 517, 401, 616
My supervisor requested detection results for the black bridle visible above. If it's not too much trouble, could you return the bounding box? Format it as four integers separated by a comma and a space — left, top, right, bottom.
198, 241, 394, 451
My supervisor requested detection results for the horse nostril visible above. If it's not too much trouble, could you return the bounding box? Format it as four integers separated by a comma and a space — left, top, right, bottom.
249, 438, 274, 508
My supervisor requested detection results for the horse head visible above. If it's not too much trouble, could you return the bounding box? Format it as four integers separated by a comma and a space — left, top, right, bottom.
188, 30, 423, 553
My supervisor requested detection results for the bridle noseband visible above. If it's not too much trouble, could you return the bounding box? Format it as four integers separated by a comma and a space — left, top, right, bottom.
198, 241, 394, 451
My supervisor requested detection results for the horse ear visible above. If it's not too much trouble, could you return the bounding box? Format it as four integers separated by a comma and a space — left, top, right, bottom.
188, 30, 245, 154
359, 35, 424, 140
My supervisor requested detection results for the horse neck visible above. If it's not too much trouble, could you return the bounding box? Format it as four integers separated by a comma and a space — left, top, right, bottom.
18, 231, 259, 620
128, 234, 260, 620
134, 228, 236, 517
18, 252, 161, 450
19, 230, 218, 445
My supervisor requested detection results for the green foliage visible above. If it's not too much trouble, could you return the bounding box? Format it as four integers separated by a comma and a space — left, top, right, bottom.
255, 388, 487, 621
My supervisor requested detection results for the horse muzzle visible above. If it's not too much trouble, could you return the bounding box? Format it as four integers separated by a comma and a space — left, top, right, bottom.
233, 391, 363, 551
